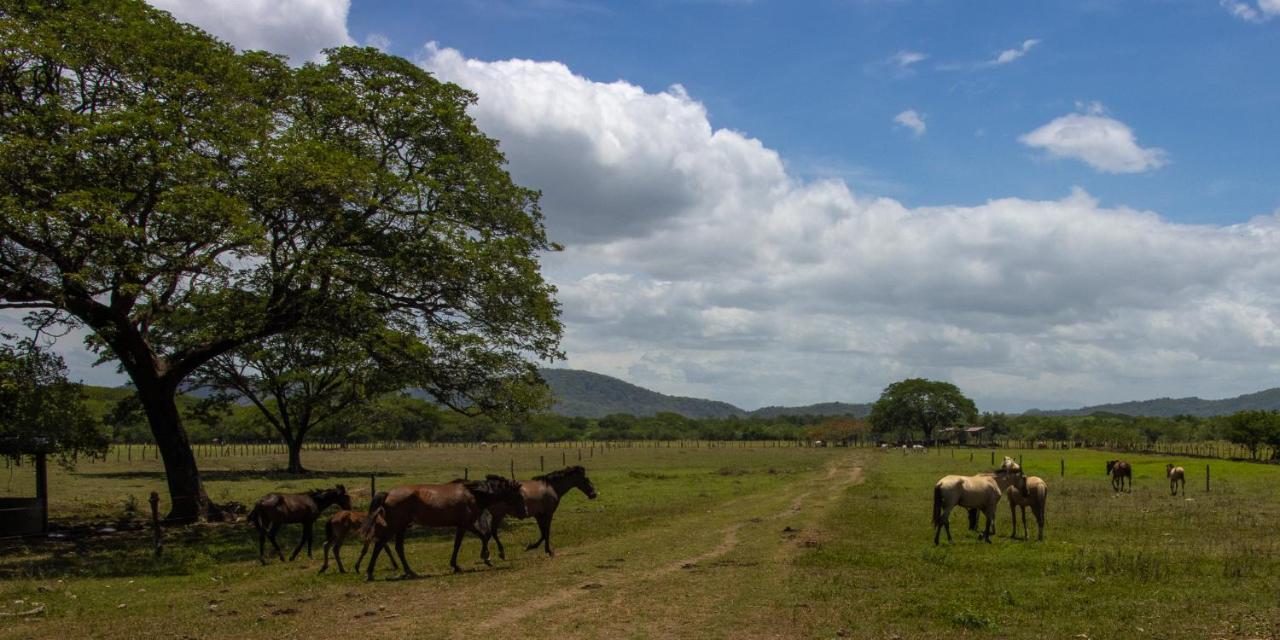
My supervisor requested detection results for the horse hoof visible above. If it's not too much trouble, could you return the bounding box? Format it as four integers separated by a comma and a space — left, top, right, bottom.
452, 566, 462, 574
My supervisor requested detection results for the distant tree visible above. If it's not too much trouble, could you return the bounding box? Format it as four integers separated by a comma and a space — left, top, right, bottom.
192, 319, 409, 473
0, 2, 560, 520
808, 417, 870, 444
869, 378, 977, 444
0, 338, 107, 466
1224, 410, 1280, 460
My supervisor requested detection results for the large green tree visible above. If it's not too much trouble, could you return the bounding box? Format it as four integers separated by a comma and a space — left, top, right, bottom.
0, 1, 561, 521
869, 378, 977, 444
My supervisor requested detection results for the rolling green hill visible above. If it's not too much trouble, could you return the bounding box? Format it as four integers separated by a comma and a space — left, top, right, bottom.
538, 368, 745, 419
1024, 387, 1280, 417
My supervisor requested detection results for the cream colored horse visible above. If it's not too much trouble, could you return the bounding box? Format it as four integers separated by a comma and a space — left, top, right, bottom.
1005, 475, 1048, 540
1166, 464, 1185, 496
933, 467, 1021, 544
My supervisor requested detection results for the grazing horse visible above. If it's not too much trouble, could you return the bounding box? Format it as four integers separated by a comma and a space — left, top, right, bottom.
933, 467, 1021, 544
480, 466, 598, 560
318, 495, 399, 574
1166, 464, 1186, 496
1005, 475, 1048, 540
1106, 460, 1132, 493
361, 475, 527, 581
249, 485, 351, 565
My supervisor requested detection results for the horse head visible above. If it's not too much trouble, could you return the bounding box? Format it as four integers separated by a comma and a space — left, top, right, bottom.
1106, 460, 1116, 476
570, 466, 598, 500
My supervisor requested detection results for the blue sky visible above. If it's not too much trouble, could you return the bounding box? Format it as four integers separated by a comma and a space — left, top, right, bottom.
348, 1, 1279, 225
20, 1, 1280, 412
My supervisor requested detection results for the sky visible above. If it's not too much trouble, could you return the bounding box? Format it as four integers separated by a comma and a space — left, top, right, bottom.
22, 0, 1280, 412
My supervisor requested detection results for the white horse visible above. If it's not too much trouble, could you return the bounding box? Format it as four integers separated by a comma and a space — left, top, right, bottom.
933, 466, 1021, 544
1166, 464, 1185, 496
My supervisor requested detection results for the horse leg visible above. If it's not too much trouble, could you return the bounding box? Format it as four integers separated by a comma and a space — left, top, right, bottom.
1021, 505, 1029, 540
333, 537, 345, 573
395, 529, 416, 579
982, 506, 995, 543
306, 520, 314, 558
1034, 505, 1045, 541
319, 537, 332, 573
257, 523, 268, 565
365, 537, 387, 582
479, 531, 492, 567
450, 527, 465, 573
290, 523, 308, 561
537, 515, 555, 556
354, 540, 368, 573
492, 528, 506, 561
269, 523, 286, 561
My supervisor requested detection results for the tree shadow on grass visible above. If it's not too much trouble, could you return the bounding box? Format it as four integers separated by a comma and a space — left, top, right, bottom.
75, 469, 406, 482
0, 521, 483, 580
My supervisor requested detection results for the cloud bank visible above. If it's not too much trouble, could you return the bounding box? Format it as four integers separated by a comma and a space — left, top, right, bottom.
147, 0, 354, 63
421, 45, 1280, 410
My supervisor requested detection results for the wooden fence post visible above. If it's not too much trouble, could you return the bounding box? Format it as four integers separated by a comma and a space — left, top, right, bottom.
1206, 465, 1211, 492
1061, 459, 1065, 477
149, 491, 163, 557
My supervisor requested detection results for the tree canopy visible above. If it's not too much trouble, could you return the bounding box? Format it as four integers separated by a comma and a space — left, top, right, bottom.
868, 378, 977, 444
0, 0, 561, 520
0, 337, 107, 466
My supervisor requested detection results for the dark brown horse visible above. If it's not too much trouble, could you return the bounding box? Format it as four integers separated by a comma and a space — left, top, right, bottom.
1106, 460, 1132, 493
249, 485, 351, 565
480, 466, 598, 560
318, 492, 399, 574
361, 475, 527, 581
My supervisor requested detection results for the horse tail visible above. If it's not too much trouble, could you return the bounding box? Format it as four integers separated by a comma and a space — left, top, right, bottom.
324, 515, 336, 543
932, 483, 944, 526
361, 491, 388, 541
248, 503, 264, 531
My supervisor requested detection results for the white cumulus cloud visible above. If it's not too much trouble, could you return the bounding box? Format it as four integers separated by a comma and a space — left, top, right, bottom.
147, 0, 354, 63
991, 38, 1040, 65
893, 109, 927, 137
420, 46, 1280, 411
890, 50, 928, 67
1019, 105, 1168, 174
1222, 0, 1280, 22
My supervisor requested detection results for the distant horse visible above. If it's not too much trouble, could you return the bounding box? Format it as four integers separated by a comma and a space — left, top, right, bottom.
1005, 475, 1048, 540
318, 496, 400, 574
361, 475, 527, 581
1166, 464, 1185, 496
480, 466, 598, 560
934, 467, 1021, 544
249, 485, 351, 565
1106, 460, 1132, 493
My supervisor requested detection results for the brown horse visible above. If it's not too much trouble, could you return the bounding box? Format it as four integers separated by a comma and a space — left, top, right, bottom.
318, 494, 399, 574
480, 466, 598, 560
1166, 464, 1185, 496
934, 467, 1021, 544
249, 485, 351, 565
1106, 460, 1132, 492
1005, 475, 1048, 540
361, 475, 527, 581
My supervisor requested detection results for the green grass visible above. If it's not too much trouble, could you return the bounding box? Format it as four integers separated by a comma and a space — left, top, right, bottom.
3, 445, 1280, 639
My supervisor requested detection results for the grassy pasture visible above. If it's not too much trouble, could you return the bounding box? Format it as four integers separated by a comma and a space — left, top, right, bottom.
1, 445, 1278, 639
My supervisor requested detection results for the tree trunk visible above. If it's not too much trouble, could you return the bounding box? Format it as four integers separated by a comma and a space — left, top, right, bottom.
135, 379, 210, 523
285, 436, 307, 474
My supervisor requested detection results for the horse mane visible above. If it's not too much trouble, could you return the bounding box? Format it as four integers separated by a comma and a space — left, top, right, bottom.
532, 465, 585, 483
465, 474, 521, 497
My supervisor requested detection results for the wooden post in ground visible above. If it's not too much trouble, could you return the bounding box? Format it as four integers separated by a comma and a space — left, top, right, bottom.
370, 474, 376, 499
149, 491, 163, 557
35, 453, 48, 535
1061, 459, 1065, 477
1206, 465, 1211, 492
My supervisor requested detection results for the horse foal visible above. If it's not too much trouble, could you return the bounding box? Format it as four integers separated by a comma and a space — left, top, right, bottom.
1005, 476, 1047, 541
1166, 464, 1185, 496
319, 502, 399, 574
1106, 460, 1132, 493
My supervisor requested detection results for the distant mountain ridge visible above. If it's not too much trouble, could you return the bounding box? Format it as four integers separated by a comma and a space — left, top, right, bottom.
539, 368, 869, 419
1023, 387, 1280, 417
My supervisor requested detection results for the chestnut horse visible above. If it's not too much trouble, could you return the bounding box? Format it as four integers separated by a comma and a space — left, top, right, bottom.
1166, 464, 1185, 496
249, 485, 351, 565
1106, 460, 1132, 493
480, 466, 598, 560
361, 475, 527, 581
934, 467, 1021, 544
318, 493, 399, 574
